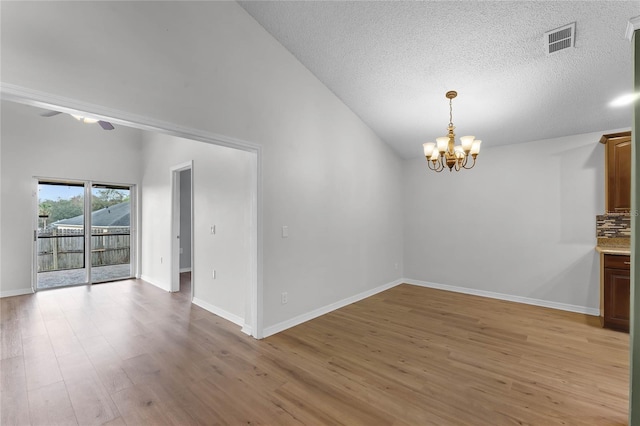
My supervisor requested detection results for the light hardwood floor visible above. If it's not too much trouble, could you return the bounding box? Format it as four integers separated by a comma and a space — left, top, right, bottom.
0, 280, 629, 425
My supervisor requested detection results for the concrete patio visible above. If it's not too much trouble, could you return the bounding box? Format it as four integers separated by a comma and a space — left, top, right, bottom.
37, 264, 131, 289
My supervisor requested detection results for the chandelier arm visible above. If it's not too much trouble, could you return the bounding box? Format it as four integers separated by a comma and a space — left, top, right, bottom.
461, 156, 477, 169
426, 158, 443, 172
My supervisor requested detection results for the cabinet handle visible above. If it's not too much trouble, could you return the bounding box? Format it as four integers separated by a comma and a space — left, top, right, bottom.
624, 261, 631, 265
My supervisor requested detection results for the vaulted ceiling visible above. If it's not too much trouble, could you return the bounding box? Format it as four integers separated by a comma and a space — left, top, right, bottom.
239, 1, 638, 158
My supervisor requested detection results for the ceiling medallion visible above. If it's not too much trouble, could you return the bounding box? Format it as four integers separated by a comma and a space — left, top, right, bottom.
423, 91, 481, 172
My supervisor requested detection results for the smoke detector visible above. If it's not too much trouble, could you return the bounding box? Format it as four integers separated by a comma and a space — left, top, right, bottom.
545, 22, 575, 55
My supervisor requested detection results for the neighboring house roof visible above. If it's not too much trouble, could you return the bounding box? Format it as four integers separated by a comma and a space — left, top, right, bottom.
53, 201, 130, 227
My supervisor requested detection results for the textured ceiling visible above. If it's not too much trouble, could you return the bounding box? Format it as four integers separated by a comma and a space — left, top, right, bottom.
239, 1, 638, 159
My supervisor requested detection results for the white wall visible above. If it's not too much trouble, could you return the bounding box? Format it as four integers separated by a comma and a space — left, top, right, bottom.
1, 1, 405, 334
139, 133, 253, 325
403, 130, 621, 312
0, 101, 143, 296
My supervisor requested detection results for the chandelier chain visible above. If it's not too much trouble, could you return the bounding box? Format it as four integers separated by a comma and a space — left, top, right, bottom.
449, 98, 453, 127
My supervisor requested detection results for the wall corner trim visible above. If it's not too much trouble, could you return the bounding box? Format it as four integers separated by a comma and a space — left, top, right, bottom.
404, 279, 600, 316
0, 288, 34, 298
261, 279, 404, 338
626, 15, 640, 41
192, 297, 245, 329
139, 275, 171, 292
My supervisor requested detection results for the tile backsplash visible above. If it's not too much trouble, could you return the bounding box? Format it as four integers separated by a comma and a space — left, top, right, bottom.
596, 214, 631, 238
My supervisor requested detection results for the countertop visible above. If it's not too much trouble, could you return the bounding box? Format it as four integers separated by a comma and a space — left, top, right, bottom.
595, 246, 631, 255
596, 237, 630, 255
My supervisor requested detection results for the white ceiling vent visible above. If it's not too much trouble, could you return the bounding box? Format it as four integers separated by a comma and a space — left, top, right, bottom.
545, 22, 575, 55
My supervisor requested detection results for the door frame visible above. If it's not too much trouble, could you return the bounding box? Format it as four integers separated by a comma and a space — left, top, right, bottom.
32, 177, 137, 291
32, 178, 89, 291
5, 84, 263, 338
170, 161, 193, 296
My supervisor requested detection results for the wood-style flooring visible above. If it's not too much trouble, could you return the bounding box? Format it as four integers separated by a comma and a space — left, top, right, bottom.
0, 279, 629, 425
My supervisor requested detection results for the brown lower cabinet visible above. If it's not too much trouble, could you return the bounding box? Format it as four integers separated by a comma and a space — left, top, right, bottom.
603, 254, 631, 332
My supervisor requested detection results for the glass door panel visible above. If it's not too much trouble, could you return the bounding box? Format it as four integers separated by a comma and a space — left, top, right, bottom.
90, 184, 132, 283
36, 181, 87, 289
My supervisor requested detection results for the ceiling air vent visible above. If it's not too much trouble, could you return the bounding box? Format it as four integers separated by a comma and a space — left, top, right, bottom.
545, 22, 575, 55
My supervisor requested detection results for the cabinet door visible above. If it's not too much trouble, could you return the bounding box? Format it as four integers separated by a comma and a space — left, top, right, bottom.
606, 136, 631, 213
603, 267, 630, 332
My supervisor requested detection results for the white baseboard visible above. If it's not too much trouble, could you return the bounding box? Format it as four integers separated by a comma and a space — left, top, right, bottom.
262, 279, 404, 338
179, 267, 192, 273
241, 325, 252, 336
404, 279, 600, 316
0, 287, 34, 298
139, 275, 170, 292
192, 297, 245, 328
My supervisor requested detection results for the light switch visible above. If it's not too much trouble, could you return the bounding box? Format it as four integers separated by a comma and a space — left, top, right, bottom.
211, 225, 216, 235
282, 226, 289, 238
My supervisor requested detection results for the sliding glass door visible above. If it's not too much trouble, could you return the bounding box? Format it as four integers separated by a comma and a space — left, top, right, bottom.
36, 179, 135, 290
90, 184, 132, 283
36, 181, 87, 289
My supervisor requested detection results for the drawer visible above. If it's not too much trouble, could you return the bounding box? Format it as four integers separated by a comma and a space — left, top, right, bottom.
604, 254, 631, 269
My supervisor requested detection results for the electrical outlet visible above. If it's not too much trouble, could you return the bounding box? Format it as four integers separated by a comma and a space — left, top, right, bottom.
160, 257, 163, 264
212, 269, 216, 279
180, 247, 183, 254
281, 292, 288, 304
394, 263, 398, 270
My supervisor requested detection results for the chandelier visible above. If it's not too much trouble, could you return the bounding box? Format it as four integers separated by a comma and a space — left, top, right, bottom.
423, 91, 481, 172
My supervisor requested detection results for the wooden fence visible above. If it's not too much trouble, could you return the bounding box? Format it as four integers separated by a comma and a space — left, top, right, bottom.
37, 227, 130, 272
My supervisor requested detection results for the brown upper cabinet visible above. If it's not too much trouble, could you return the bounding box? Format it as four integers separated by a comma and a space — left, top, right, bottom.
600, 131, 631, 213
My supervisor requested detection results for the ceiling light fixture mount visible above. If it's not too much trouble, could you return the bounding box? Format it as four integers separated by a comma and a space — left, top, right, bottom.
41, 110, 115, 130
71, 114, 99, 124
423, 90, 481, 172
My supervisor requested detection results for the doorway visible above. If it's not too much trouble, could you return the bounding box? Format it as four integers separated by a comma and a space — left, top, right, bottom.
35, 179, 136, 290
178, 168, 192, 297
171, 162, 193, 298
